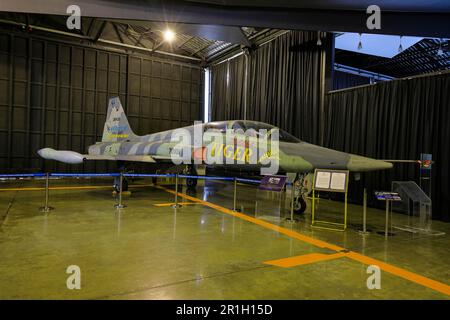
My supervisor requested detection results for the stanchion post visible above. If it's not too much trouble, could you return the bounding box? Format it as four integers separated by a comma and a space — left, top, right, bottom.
363, 188, 367, 232
172, 174, 181, 208
385, 200, 390, 237
290, 186, 294, 220
39, 172, 54, 212
285, 182, 295, 223
359, 188, 370, 235
115, 172, 126, 209
232, 177, 237, 212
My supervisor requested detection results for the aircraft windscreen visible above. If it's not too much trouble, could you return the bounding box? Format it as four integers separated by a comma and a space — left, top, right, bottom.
238, 121, 300, 143
203, 120, 300, 143
277, 129, 301, 143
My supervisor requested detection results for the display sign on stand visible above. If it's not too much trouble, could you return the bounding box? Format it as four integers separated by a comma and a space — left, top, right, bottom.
311, 169, 349, 231
375, 191, 402, 201
259, 175, 287, 192
419, 153, 432, 200
375, 191, 402, 237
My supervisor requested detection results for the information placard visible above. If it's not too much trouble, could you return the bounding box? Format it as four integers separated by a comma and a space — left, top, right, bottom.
313, 169, 349, 193
374, 191, 402, 201
259, 175, 287, 192
330, 172, 347, 191
315, 171, 331, 189
311, 169, 350, 231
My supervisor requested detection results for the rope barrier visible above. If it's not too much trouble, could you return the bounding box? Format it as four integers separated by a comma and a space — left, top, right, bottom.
0, 172, 263, 183
123, 173, 175, 178
235, 177, 261, 184
0, 173, 46, 178
178, 175, 234, 181
51, 173, 120, 177
0, 172, 274, 216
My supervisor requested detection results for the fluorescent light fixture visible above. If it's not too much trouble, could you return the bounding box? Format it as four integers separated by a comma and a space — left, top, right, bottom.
336, 33, 423, 58
204, 68, 210, 123
163, 29, 175, 42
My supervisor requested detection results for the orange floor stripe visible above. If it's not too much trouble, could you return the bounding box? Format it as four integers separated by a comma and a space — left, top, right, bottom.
157, 186, 343, 251
264, 252, 346, 268
346, 252, 450, 296
153, 202, 200, 207
158, 185, 450, 297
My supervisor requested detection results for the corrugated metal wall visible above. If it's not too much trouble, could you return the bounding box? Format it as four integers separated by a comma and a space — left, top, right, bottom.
0, 31, 203, 173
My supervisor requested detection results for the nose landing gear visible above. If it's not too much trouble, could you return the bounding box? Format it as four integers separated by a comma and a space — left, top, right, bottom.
291, 173, 312, 214
293, 196, 307, 214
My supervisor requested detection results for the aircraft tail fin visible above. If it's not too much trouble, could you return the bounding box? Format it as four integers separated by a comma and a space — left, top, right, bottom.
102, 97, 138, 142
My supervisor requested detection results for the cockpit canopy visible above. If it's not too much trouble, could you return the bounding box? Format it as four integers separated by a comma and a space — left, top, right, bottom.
203, 120, 300, 143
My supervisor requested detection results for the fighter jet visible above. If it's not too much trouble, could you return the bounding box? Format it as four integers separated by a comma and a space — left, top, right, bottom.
38, 97, 392, 213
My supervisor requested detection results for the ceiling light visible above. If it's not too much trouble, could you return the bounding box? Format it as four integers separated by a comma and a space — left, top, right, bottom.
357, 33, 362, 50
163, 29, 175, 42
398, 36, 403, 53
336, 33, 423, 58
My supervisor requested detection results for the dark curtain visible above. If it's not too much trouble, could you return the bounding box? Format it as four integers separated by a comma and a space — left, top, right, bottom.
333, 70, 371, 90
211, 55, 246, 120
325, 72, 450, 221
248, 31, 323, 144
211, 31, 324, 144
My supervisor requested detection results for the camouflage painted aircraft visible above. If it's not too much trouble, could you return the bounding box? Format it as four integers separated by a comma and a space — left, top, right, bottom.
38, 97, 392, 213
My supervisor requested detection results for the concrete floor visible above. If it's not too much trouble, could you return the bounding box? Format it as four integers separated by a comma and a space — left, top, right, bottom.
0, 177, 449, 299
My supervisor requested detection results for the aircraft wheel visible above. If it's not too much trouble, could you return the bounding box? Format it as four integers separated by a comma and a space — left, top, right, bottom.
293, 197, 307, 214
185, 165, 198, 188
186, 177, 198, 188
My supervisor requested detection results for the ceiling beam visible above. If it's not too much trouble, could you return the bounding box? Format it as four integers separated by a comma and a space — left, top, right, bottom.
85, 17, 97, 37
0, 17, 202, 62
112, 22, 124, 43
93, 20, 107, 42
178, 36, 195, 49
190, 40, 215, 57
152, 40, 165, 52
1, 0, 450, 38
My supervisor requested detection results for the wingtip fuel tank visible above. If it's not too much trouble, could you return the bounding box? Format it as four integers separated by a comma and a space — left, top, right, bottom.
37, 148, 84, 164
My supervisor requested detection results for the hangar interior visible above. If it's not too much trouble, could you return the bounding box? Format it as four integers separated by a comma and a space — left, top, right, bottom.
0, 1, 449, 299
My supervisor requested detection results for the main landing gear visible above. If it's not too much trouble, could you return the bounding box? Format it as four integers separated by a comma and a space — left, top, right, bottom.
114, 161, 129, 193
113, 176, 128, 193
185, 165, 198, 189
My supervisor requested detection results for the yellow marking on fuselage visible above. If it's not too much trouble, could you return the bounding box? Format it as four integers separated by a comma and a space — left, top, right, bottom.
108, 134, 129, 139
208, 143, 279, 164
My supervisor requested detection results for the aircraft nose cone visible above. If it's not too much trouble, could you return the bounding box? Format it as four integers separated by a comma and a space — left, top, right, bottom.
348, 155, 393, 172
378, 160, 394, 170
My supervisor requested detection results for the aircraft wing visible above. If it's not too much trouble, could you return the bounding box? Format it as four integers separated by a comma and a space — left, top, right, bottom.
85, 154, 161, 163
37, 148, 172, 164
